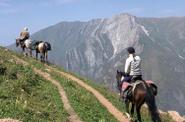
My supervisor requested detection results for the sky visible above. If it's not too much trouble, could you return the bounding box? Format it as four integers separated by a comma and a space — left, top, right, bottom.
0, 0, 185, 46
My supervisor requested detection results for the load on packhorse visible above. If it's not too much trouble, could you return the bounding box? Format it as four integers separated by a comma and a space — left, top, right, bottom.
116, 47, 161, 122
15, 27, 51, 62
32, 41, 51, 62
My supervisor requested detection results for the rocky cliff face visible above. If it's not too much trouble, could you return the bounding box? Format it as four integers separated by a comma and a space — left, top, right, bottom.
9, 13, 185, 115
64, 14, 143, 79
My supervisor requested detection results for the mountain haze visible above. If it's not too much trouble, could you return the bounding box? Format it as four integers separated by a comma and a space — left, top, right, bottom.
9, 13, 185, 115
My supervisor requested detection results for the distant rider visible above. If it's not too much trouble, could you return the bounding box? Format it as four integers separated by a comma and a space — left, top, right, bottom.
20, 27, 30, 42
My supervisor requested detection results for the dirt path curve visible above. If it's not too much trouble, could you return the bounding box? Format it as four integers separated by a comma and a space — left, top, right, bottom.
46, 66, 129, 122
0, 119, 19, 122
13, 56, 82, 122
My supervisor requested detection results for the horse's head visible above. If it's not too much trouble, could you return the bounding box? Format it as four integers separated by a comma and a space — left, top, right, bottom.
116, 70, 126, 90
116, 70, 126, 82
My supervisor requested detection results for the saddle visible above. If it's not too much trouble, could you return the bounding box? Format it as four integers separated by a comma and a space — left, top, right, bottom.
122, 75, 143, 90
131, 75, 142, 83
122, 80, 146, 101
122, 79, 158, 100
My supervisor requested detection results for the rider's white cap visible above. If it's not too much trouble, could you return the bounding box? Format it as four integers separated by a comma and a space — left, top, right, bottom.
24, 27, 28, 31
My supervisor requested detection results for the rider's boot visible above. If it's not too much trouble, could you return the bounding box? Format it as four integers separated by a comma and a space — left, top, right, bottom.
121, 89, 128, 102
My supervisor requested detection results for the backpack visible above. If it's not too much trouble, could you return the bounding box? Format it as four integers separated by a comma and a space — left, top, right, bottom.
45, 42, 51, 51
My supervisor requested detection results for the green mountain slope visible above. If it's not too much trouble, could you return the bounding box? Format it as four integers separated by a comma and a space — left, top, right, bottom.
0, 47, 68, 122
0, 46, 175, 122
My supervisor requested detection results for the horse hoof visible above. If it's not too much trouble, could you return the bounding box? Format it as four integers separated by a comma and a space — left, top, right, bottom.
125, 112, 131, 119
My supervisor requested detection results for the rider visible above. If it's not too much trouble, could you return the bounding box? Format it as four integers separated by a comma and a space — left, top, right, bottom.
121, 47, 142, 100
20, 27, 30, 42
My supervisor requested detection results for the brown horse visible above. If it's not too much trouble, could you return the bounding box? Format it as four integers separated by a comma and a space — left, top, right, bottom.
35, 41, 51, 63
116, 70, 161, 122
15, 38, 32, 56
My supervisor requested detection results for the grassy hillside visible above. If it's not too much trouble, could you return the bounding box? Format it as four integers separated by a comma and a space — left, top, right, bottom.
1, 47, 174, 122
49, 65, 174, 122
9, 53, 118, 121
10, 50, 173, 122
0, 47, 68, 121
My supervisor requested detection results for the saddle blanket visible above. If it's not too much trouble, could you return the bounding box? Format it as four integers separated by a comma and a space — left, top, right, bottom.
121, 80, 156, 90
122, 82, 131, 90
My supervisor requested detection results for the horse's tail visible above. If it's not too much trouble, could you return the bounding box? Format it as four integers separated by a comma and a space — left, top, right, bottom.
145, 86, 161, 122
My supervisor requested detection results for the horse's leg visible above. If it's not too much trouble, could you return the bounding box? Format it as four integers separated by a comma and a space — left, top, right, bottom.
45, 51, 48, 63
119, 90, 122, 101
135, 87, 145, 122
40, 54, 43, 62
41, 53, 44, 62
43, 52, 45, 63
30, 49, 32, 57
36, 51, 38, 60
130, 103, 135, 117
43, 52, 46, 63
136, 104, 142, 122
125, 101, 129, 113
125, 101, 131, 119
43, 52, 45, 62
22, 47, 24, 53
25, 48, 28, 56
23, 47, 26, 56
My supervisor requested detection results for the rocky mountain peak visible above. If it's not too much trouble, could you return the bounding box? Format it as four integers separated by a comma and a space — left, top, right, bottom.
9, 13, 185, 115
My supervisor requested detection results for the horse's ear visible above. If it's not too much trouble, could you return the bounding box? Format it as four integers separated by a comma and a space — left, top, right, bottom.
117, 70, 119, 73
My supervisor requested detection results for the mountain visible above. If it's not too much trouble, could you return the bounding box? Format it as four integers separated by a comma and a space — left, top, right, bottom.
9, 13, 185, 115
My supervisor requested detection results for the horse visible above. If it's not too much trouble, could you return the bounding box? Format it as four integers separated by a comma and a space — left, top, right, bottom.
116, 70, 161, 122
34, 41, 51, 63
15, 38, 32, 56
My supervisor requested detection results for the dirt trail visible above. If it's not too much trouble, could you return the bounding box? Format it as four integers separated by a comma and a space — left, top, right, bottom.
0, 119, 19, 122
13, 56, 82, 122
13, 56, 129, 122
46, 66, 129, 122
